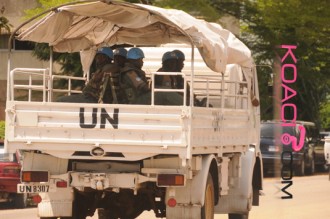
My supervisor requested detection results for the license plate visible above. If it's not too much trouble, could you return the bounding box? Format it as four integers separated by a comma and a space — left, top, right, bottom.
17, 184, 53, 193
268, 145, 280, 152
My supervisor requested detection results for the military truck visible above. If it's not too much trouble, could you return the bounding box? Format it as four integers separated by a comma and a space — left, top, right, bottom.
5, 1, 262, 218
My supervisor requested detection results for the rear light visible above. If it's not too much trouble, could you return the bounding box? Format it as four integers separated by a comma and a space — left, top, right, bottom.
167, 198, 177, 207
56, 180, 68, 188
3, 165, 21, 176
157, 174, 185, 187
32, 195, 42, 204
22, 171, 49, 182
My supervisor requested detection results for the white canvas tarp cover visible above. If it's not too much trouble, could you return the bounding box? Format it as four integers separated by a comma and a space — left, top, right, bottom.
17, 1, 253, 74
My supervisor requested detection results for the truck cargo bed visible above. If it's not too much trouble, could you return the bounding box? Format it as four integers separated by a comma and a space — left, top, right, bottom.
6, 101, 255, 161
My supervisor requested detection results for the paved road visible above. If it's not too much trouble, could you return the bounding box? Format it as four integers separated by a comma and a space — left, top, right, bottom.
1, 174, 329, 219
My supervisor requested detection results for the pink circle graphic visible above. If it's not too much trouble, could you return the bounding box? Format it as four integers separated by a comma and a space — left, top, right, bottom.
281, 133, 291, 145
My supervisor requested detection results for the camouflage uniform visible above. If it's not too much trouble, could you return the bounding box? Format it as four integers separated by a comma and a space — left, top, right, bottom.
120, 63, 183, 106
57, 63, 124, 104
82, 63, 123, 103
120, 62, 150, 104
101, 64, 128, 103
81, 70, 104, 102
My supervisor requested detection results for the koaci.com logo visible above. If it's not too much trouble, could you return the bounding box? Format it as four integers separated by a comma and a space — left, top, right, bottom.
279, 45, 306, 199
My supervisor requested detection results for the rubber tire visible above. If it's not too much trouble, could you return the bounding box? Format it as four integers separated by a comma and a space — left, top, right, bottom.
296, 159, 305, 176
40, 216, 71, 218
306, 157, 315, 175
98, 208, 108, 219
228, 213, 249, 219
201, 173, 215, 219
13, 193, 27, 209
98, 208, 116, 219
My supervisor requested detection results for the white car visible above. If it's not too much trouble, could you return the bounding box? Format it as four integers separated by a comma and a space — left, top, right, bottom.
322, 132, 330, 162
324, 135, 330, 168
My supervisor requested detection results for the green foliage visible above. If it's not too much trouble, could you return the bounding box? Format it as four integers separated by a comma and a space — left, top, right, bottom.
24, 0, 77, 20
0, 121, 5, 140
153, 0, 220, 21
0, 6, 13, 34
210, 0, 330, 130
32, 43, 84, 87
0, 16, 12, 34
320, 97, 330, 131
24, 0, 84, 88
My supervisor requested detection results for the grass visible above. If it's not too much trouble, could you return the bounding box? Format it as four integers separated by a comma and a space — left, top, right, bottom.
0, 121, 5, 140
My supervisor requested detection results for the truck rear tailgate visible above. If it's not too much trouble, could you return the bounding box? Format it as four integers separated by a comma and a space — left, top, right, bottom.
5, 102, 188, 160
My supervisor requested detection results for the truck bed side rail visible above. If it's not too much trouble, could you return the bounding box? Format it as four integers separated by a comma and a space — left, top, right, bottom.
9, 68, 87, 102
9, 68, 49, 102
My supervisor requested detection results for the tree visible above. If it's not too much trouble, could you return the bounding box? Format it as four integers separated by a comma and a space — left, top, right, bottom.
0, 6, 13, 35
320, 97, 330, 131
210, 0, 330, 130
0, 120, 5, 139
24, 0, 85, 89
153, 0, 220, 21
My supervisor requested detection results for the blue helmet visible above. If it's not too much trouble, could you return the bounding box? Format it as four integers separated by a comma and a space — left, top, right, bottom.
114, 48, 128, 58
172, 49, 185, 60
162, 51, 177, 62
127, 48, 145, 60
97, 47, 113, 59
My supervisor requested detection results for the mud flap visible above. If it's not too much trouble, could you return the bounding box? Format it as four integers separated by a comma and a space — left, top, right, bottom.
165, 155, 216, 219
38, 187, 73, 217
214, 148, 256, 214
166, 205, 202, 219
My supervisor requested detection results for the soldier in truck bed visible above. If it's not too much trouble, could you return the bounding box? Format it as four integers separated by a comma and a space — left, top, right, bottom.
82, 47, 118, 103
57, 47, 125, 104
153, 51, 184, 105
119, 47, 150, 104
120, 48, 183, 106
113, 48, 128, 68
155, 51, 179, 89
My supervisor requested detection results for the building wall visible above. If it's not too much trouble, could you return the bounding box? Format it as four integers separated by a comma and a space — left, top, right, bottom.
0, 80, 6, 121
0, 51, 53, 120
0, 0, 40, 121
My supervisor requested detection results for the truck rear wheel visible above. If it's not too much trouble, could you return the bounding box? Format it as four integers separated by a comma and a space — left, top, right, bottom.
13, 193, 27, 209
40, 215, 75, 218
296, 159, 305, 176
228, 213, 249, 219
305, 156, 315, 175
201, 173, 214, 219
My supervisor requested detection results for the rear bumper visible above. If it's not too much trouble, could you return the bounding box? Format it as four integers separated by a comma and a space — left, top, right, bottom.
0, 178, 20, 193
70, 172, 153, 191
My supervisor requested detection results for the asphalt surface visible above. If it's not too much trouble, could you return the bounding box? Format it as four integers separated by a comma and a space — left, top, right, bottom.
1, 173, 329, 219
